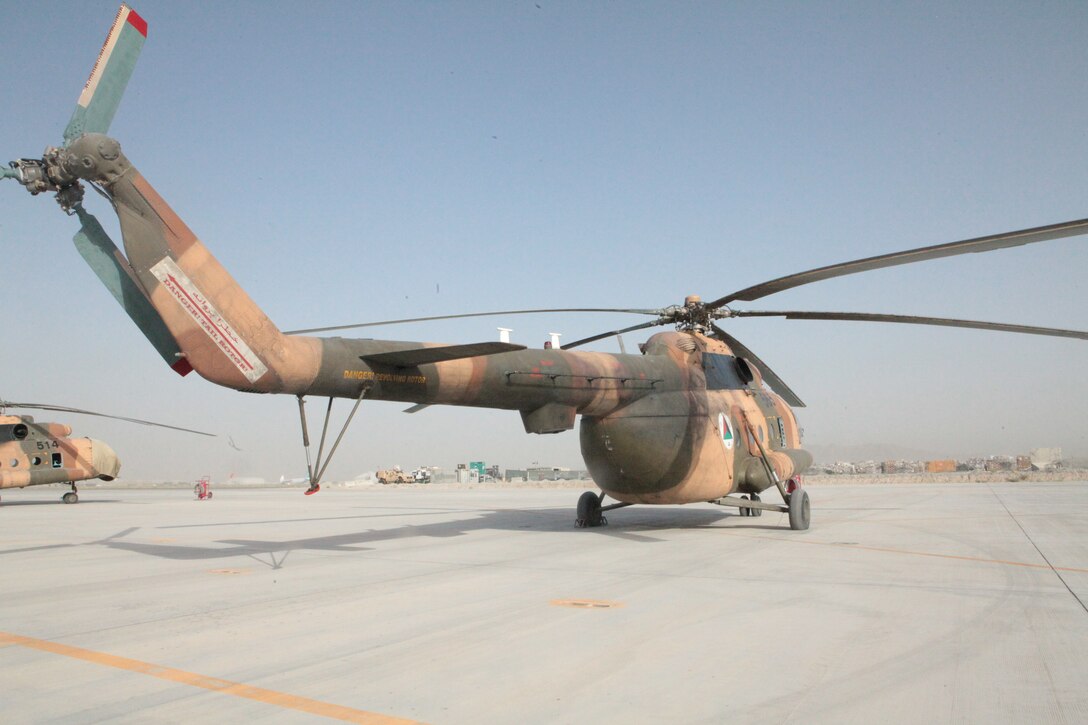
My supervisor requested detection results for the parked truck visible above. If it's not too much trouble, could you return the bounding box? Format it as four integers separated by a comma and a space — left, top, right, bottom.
376, 467, 433, 484
376, 468, 413, 484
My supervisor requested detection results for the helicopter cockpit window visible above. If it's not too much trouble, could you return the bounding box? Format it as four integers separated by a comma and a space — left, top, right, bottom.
703, 353, 748, 390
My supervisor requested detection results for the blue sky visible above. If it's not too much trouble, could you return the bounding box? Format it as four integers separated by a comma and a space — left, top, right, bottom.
2, 1, 1086, 481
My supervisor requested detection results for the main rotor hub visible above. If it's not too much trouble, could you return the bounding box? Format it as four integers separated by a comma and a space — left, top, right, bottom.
668, 295, 731, 332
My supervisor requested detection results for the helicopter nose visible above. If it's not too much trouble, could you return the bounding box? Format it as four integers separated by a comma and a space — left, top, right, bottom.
89, 439, 122, 480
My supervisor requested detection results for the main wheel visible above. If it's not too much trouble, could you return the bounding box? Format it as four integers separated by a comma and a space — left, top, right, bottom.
62, 491, 78, 504
750, 492, 762, 517
576, 491, 605, 528
788, 489, 810, 531
737, 494, 751, 517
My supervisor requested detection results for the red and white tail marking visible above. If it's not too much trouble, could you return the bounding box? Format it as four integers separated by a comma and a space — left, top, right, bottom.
77, 4, 147, 110
150, 257, 269, 384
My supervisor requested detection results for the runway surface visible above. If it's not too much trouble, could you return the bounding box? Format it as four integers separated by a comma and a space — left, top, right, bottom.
2, 482, 1086, 724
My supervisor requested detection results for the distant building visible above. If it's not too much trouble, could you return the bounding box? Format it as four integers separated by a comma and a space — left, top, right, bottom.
984, 456, 1014, 472
1030, 448, 1063, 471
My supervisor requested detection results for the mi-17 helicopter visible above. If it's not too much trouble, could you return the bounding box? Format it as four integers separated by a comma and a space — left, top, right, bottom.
0, 399, 212, 504
4, 5, 1086, 528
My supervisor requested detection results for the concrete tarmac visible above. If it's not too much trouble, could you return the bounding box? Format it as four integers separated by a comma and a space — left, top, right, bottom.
1, 482, 1086, 724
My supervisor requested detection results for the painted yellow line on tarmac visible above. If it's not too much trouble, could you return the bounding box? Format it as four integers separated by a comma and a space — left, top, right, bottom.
0, 631, 420, 724
726, 533, 1088, 573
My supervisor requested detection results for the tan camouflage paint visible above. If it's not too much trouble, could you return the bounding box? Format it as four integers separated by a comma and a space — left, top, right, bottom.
0, 415, 120, 490
579, 332, 808, 504
63, 135, 322, 393
63, 134, 810, 504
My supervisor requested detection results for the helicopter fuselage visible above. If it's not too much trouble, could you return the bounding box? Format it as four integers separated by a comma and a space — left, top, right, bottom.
303, 330, 808, 503
0, 415, 120, 492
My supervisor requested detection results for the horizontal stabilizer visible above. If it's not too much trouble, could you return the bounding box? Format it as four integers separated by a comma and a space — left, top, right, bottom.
63, 4, 147, 144
360, 342, 526, 368
73, 207, 191, 375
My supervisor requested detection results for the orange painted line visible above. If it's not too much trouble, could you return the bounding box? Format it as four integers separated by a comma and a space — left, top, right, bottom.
726, 533, 1088, 574
0, 632, 420, 724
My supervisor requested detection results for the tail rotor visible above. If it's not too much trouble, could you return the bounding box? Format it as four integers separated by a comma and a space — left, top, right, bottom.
2, 5, 188, 374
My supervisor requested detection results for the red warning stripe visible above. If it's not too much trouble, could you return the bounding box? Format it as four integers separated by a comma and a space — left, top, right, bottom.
125, 7, 148, 37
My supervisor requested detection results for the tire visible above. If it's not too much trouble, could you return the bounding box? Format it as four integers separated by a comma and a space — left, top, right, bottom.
576, 491, 604, 528
788, 489, 810, 531
62, 491, 78, 504
751, 492, 762, 517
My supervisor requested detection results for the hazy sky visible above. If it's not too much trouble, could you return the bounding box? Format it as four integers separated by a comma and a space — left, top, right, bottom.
2, 1, 1086, 482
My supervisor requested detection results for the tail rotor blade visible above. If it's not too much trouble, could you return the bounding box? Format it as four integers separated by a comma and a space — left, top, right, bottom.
73, 206, 190, 375
63, 4, 147, 144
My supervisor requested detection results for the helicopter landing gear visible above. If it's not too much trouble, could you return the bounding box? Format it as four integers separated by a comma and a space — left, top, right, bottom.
296, 386, 370, 496
575, 491, 634, 527
737, 493, 763, 517
62, 483, 78, 504
576, 491, 606, 528
788, 488, 810, 531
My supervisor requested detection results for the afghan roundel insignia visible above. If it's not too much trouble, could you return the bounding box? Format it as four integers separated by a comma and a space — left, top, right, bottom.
718, 412, 734, 450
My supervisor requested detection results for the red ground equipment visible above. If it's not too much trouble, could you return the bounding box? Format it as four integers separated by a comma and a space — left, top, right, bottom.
194, 476, 213, 500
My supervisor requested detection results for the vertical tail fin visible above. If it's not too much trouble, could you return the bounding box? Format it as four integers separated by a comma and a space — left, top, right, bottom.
66, 135, 323, 393
62, 6, 190, 374
50, 5, 322, 393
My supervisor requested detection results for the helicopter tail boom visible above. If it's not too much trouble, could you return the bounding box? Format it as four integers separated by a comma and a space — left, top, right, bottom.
69, 135, 323, 393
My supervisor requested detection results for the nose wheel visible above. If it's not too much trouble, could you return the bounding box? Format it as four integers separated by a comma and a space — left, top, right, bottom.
576, 491, 606, 527
575, 491, 634, 527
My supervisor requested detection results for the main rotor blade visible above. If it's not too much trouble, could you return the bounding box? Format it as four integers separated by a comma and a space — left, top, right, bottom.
710, 217, 1088, 307
561, 320, 665, 351
0, 401, 215, 437
709, 324, 805, 408
284, 308, 663, 335
733, 310, 1088, 340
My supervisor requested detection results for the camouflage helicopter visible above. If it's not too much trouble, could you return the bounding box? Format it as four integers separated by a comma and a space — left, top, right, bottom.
4, 6, 1086, 528
0, 399, 212, 504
